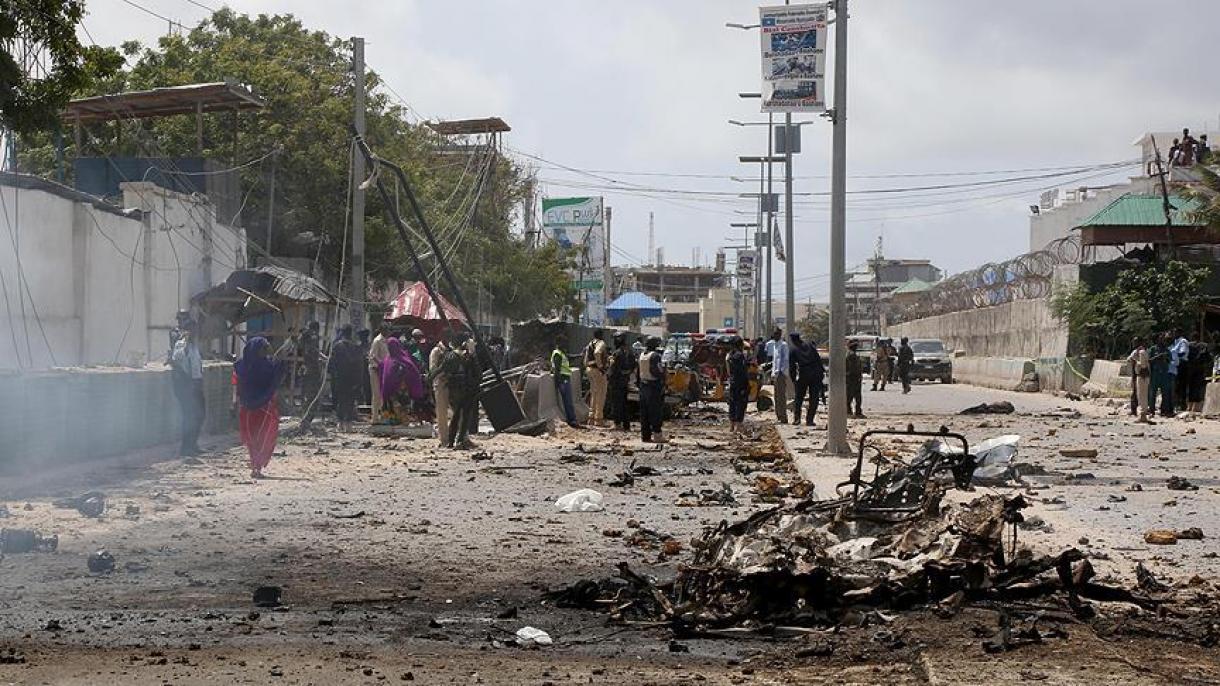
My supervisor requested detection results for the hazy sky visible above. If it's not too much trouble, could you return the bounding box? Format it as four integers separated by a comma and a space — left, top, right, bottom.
84, 0, 1220, 301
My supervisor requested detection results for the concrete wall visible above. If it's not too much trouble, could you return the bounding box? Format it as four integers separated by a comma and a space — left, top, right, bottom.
885, 298, 1068, 361
0, 177, 246, 371
0, 362, 235, 469
952, 356, 1035, 392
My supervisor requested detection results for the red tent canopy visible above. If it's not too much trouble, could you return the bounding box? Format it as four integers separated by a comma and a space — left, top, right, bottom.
386, 282, 467, 340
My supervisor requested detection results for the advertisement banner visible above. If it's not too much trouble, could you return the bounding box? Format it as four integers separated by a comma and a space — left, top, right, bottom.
542, 196, 607, 324
737, 249, 757, 296
759, 3, 828, 113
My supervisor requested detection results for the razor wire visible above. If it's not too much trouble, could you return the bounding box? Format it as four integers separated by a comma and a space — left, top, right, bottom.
886, 235, 1083, 324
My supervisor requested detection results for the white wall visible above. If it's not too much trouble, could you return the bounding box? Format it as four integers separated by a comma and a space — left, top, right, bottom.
0, 177, 246, 371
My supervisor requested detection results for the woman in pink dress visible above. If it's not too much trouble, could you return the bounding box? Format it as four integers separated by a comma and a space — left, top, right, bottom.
234, 337, 286, 479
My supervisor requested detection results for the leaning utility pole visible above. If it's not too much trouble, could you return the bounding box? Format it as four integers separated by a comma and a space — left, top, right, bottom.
826, 0, 850, 455
350, 36, 367, 328
603, 206, 613, 315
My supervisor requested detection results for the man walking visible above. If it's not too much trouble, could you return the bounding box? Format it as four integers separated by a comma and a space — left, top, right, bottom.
896, 337, 915, 395
789, 333, 825, 426
171, 321, 206, 456
551, 335, 579, 428
607, 332, 636, 432
765, 328, 790, 424
583, 329, 610, 427
637, 336, 667, 443
428, 334, 450, 447
845, 340, 864, 418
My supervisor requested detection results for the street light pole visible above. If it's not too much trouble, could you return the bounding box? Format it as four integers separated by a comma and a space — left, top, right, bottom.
765, 113, 774, 334
784, 111, 795, 336
826, 0, 850, 455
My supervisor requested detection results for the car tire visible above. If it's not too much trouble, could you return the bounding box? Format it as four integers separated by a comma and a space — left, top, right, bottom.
756, 396, 773, 412
941, 375, 953, 384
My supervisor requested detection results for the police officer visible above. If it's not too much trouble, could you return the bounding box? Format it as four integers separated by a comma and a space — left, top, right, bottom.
637, 336, 667, 443
607, 332, 636, 432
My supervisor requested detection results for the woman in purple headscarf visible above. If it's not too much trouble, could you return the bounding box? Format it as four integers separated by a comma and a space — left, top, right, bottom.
234, 337, 285, 479
379, 337, 426, 420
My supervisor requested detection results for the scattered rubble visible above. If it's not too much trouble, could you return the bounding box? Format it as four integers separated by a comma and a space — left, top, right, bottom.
52, 491, 106, 518
0, 528, 59, 554
253, 586, 283, 607
1167, 476, 1199, 491
87, 550, 116, 574
555, 489, 604, 513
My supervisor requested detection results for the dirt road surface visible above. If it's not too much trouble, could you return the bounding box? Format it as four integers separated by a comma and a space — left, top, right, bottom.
2, 383, 1219, 684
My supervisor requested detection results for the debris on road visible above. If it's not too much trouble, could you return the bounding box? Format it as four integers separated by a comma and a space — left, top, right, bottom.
1060, 448, 1099, 459
959, 401, 1015, 415
1178, 527, 1206, 540
1145, 530, 1179, 545
1167, 476, 1199, 491
52, 491, 106, 518
0, 528, 58, 554
555, 489, 604, 513
87, 550, 116, 574
253, 586, 283, 607
514, 626, 552, 647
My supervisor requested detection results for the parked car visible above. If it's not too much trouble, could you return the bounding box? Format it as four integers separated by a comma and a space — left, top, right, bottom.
908, 339, 953, 384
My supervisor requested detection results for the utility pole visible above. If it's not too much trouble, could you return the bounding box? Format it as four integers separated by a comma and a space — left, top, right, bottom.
350, 36, 367, 328
765, 113, 774, 334
265, 147, 277, 256
826, 0, 850, 455
784, 111, 795, 335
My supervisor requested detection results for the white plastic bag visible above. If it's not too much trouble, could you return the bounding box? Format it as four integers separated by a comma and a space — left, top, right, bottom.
516, 626, 553, 646
554, 489, 604, 513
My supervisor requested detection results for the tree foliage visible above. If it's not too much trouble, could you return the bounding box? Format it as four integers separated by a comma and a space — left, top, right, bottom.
0, 0, 120, 136
16, 8, 575, 321
1051, 261, 1208, 358
796, 307, 830, 346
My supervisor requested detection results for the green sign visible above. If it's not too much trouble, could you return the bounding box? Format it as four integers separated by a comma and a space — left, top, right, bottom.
575, 279, 603, 291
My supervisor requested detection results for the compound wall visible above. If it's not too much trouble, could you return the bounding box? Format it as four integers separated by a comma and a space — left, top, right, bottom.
0, 362, 234, 470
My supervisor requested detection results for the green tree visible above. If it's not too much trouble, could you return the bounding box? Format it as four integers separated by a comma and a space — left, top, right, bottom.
796, 307, 829, 345
1, 1, 121, 137
17, 8, 575, 320
1052, 261, 1209, 358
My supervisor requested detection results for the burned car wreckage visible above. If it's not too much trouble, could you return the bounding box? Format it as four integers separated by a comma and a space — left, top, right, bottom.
551, 427, 1176, 642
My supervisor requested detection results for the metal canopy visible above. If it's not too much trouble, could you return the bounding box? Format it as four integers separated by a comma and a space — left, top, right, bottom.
428, 117, 511, 135
63, 80, 265, 123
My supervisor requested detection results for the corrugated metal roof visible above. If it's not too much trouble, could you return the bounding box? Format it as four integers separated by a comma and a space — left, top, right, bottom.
1078, 193, 1202, 228
891, 278, 932, 295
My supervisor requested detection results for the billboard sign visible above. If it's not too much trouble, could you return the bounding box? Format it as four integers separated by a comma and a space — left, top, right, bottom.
760, 3, 828, 113
737, 249, 757, 296
543, 196, 606, 324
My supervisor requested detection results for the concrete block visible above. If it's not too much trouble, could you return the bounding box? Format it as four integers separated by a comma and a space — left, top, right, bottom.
1203, 383, 1220, 417
952, 356, 1035, 391
1081, 359, 1131, 398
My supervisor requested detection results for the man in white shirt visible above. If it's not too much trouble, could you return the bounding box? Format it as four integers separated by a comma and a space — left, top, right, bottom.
171, 323, 206, 456
765, 328, 790, 424
368, 326, 391, 422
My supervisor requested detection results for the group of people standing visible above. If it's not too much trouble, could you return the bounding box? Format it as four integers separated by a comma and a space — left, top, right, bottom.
1128, 332, 1215, 423
550, 330, 670, 443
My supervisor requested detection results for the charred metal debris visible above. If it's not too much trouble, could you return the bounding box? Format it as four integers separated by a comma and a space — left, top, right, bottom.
550, 426, 1173, 643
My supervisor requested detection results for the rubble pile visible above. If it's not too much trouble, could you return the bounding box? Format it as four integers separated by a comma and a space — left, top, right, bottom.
555, 437, 1169, 640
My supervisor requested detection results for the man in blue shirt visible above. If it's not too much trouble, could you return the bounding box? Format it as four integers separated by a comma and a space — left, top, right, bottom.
765, 328, 790, 424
